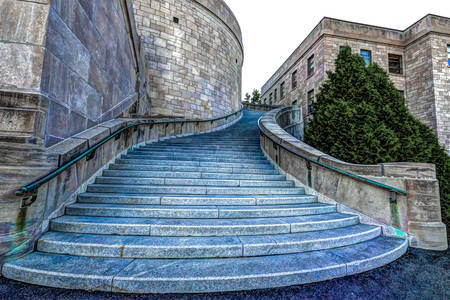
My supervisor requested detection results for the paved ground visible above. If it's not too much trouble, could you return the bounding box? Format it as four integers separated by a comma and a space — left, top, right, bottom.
0, 247, 448, 300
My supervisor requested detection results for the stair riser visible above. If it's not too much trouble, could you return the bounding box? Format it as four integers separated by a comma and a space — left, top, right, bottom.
37, 227, 381, 259
86, 185, 305, 195
115, 159, 273, 169
144, 145, 262, 151
134, 148, 263, 156
122, 155, 267, 163
65, 206, 336, 219
77, 195, 317, 206
109, 164, 278, 174
125, 153, 266, 162
50, 217, 355, 237
94, 177, 294, 187
102, 170, 286, 181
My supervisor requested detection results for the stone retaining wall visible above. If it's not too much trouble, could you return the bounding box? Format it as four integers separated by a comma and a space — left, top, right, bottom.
259, 107, 448, 251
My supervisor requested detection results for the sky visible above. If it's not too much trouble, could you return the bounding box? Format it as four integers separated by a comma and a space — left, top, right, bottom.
225, 0, 450, 97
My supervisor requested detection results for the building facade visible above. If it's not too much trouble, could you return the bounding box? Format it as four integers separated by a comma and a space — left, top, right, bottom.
261, 15, 450, 152
133, 0, 243, 119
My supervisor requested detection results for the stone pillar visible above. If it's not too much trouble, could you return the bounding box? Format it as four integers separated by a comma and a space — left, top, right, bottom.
0, 0, 51, 145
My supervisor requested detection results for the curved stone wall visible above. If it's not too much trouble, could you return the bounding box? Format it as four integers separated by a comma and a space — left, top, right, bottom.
259, 107, 448, 251
133, 0, 243, 118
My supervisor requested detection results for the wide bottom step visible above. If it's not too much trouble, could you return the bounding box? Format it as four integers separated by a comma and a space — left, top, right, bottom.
2, 236, 407, 294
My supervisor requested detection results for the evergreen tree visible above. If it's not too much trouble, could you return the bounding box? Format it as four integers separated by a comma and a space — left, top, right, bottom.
304, 45, 450, 230
251, 89, 261, 104
244, 93, 251, 101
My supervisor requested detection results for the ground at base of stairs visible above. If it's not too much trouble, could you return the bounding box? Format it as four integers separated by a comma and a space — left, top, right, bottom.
0, 248, 448, 300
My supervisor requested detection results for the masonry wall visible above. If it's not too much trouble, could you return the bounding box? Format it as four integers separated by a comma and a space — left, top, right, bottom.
133, 0, 243, 119
41, 0, 145, 146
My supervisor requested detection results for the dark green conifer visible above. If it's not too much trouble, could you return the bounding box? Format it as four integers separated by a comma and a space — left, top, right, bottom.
304, 46, 450, 230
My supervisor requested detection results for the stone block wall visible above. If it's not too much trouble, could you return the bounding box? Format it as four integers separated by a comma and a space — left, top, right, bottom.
41, 0, 145, 146
132, 0, 243, 119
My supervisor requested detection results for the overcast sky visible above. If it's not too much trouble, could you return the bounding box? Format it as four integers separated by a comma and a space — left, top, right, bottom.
225, 0, 450, 97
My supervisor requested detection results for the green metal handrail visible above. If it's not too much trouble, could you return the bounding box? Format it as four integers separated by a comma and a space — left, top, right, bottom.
257, 117, 407, 201
15, 109, 243, 199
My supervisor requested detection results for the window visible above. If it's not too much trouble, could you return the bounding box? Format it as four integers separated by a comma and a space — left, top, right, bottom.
398, 90, 405, 98
360, 50, 371, 66
173, 17, 179, 24
292, 100, 298, 108
447, 45, 450, 66
274, 88, 277, 101
292, 70, 298, 89
307, 55, 315, 76
388, 54, 403, 74
269, 93, 273, 104
307, 90, 314, 113
280, 82, 285, 98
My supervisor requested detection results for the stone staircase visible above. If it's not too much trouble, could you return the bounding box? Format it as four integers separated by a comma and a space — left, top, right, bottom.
2, 110, 408, 294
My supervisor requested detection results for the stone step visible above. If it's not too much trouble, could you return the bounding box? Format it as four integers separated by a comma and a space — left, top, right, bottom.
94, 177, 294, 187
140, 146, 262, 154
37, 224, 380, 259
86, 184, 305, 195
77, 193, 318, 206
109, 164, 279, 174
115, 159, 273, 170
134, 148, 263, 156
126, 151, 266, 161
143, 144, 261, 151
50, 213, 359, 236
3, 237, 408, 293
121, 154, 267, 163
65, 203, 336, 219
102, 170, 286, 181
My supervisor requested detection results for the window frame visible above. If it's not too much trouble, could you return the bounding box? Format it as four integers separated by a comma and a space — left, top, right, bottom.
292, 70, 298, 89
360, 49, 372, 66
307, 55, 315, 77
280, 82, 285, 99
388, 53, 403, 74
447, 44, 450, 66
307, 89, 314, 113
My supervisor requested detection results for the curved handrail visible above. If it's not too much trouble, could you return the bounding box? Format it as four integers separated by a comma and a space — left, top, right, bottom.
257, 116, 407, 199
16, 109, 243, 197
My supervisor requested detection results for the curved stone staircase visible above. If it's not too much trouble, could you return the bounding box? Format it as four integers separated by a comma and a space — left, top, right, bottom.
2, 110, 408, 293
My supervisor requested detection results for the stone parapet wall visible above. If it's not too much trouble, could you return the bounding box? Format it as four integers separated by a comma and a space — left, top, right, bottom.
132, 0, 243, 119
259, 107, 448, 251
0, 110, 242, 265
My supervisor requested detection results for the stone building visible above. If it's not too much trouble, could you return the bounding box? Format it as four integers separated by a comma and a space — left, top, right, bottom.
132, 0, 243, 119
261, 14, 450, 152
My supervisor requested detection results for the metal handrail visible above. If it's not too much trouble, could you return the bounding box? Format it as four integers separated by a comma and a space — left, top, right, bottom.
15, 109, 243, 198
257, 118, 407, 200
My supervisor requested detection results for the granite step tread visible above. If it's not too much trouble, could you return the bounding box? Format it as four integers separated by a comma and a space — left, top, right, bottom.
115, 158, 273, 169
86, 184, 306, 195
102, 170, 286, 181
123, 154, 267, 163
3, 237, 408, 293
108, 164, 279, 174
94, 177, 294, 187
65, 203, 336, 219
50, 213, 359, 236
77, 193, 318, 206
37, 224, 380, 259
